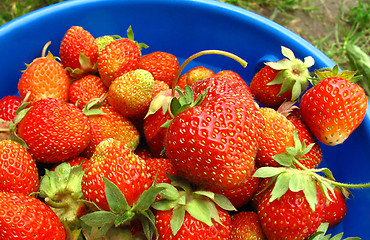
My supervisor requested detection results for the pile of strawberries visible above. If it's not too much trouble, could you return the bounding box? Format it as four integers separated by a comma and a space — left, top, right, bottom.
0, 25, 368, 240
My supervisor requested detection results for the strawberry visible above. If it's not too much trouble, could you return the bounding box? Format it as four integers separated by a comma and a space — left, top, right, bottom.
229, 211, 267, 240
0, 95, 22, 121
154, 207, 231, 240
0, 140, 39, 195
68, 74, 108, 109
286, 107, 323, 169
322, 187, 348, 228
140, 51, 179, 87
177, 66, 215, 88
255, 107, 296, 167
146, 157, 176, 185
17, 98, 91, 163
39, 162, 86, 233
82, 104, 140, 158
257, 182, 326, 240
18, 42, 70, 103
300, 66, 367, 145
81, 138, 151, 211
152, 175, 235, 240
0, 192, 66, 240
51, 156, 89, 171
59, 26, 99, 79
107, 69, 155, 119
165, 76, 265, 189
98, 30, 142, 87
153, 80, 170, 98
250, 46, 314, 108
96, 35, 119, 55
215, 70, 246, 86
204, 167, 259, 208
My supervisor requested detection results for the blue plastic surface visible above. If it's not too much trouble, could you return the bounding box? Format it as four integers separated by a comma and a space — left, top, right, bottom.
0, 0, 369, 238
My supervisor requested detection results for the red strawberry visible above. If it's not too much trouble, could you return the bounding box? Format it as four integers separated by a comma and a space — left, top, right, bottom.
154, 207, 231, 240
250, 46, 314, 108
229, 211, 267, 240
215, 70, 246, 86
300, 66, 367, 145
68, 74, 108, 109
146, 157, 176, 185
165, 76, 265, 189
286, 107, 323, 169
82, 104, 140, 159
257, 182, 326, 240
205, 167, 259, 208
51, 156, 89, 171
0, 192, 66, 240
98, 37, 141, 87
59, 26, 99, 79
0, 140, 39, 195
81, 138, 151, 211
17, 98, 91, 163
140, 51, 179, 87
18, 42, 70, 103
0, 95, 22, 121
255, 107, 296, 167
153, 80, 170, 98
107, 69, 155, 119
322, 187, 348, 228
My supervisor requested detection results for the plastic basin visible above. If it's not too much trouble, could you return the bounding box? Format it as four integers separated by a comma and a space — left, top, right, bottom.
0, 0, 369, 238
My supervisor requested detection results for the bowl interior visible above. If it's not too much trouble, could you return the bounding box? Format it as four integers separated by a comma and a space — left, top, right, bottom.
0, 0, 369, 238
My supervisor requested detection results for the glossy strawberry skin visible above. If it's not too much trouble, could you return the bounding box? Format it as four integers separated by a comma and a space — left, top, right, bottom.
146, 157, 176, 185
257, 185, 326, 240
255, 107, 296, 167
140, 51, 179, 87
154, 206, 231, 240
81, 138, 151, 211
68, 74, 108, 109
322, 187, 347, 228
98, 38, 141, 87
0, 140, 39, 195
18, 57, 70, 103
0, 95, 22, 121
215, 70, 246, 87
17, 98, 91, 163
229, 211, 266, 240
300, 77, 367, 145
59, 26, 99, 79
250, 65, 292, 107
178, 66, 215, 88
0, 192, 65, 240
82, 105, 140, 158
165, 77, 265, 189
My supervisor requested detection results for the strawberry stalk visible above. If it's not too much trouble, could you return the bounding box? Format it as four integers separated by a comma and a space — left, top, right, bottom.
171, 50, 248, 95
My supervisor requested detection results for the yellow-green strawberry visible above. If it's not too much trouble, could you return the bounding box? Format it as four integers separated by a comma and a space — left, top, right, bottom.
107, 69, 155, 119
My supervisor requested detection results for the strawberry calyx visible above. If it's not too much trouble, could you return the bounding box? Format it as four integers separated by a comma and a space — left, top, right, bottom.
253, 131, 370, 211
308, 222, 361, 240
310, 64, 360, 86
38, 162, 85, 230
126, 25, 149, 51
79, 177, 167, 240
64, 52, 98, 80
81, 93, 108, 116
23, 41, 60, 70
266, 46, 314, 101
151, 174, 236, 237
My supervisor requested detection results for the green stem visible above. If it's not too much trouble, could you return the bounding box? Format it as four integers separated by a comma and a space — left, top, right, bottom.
45, 197, 68, 208
171, 50, 248, 96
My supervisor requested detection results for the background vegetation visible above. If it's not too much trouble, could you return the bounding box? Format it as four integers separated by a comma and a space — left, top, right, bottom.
1, 0, 368, 95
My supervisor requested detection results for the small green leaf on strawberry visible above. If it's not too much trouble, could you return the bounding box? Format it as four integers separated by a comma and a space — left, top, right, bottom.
103, 176, 129, 214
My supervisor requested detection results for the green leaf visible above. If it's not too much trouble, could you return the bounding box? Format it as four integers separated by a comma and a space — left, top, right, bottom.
167, 174, 192, 193
192, 86, 210, 107
140, 210, 157, 240
289, 173, 307, 192
269, 172, 291, 202
171, 206, 185, 236
266, 59, 290, 72
304, 56, 315, 68
151, 199, 179, 211
194, 190, 215, 199
185, 199, 212, 226
273, 153, 294, 167
103, 177, 129, 213
281, 46, 296, 60
169, 97, 181, 117
253, 166, 287, 178
80, 211, 117, 227
115, 210, 135, 226
290, 80, 302, 101
212, 193, 237, 211
156, 183, 180, 200
204, 200, 221, 224
303, 177, 317, 211
97, 223, 115, 239
132, 185, 166, 212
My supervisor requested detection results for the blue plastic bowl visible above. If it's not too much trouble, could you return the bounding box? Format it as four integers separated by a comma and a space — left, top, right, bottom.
0, 0, 369, 238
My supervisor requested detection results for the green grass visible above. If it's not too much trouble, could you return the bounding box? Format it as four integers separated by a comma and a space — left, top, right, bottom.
1, 0, 369, 95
